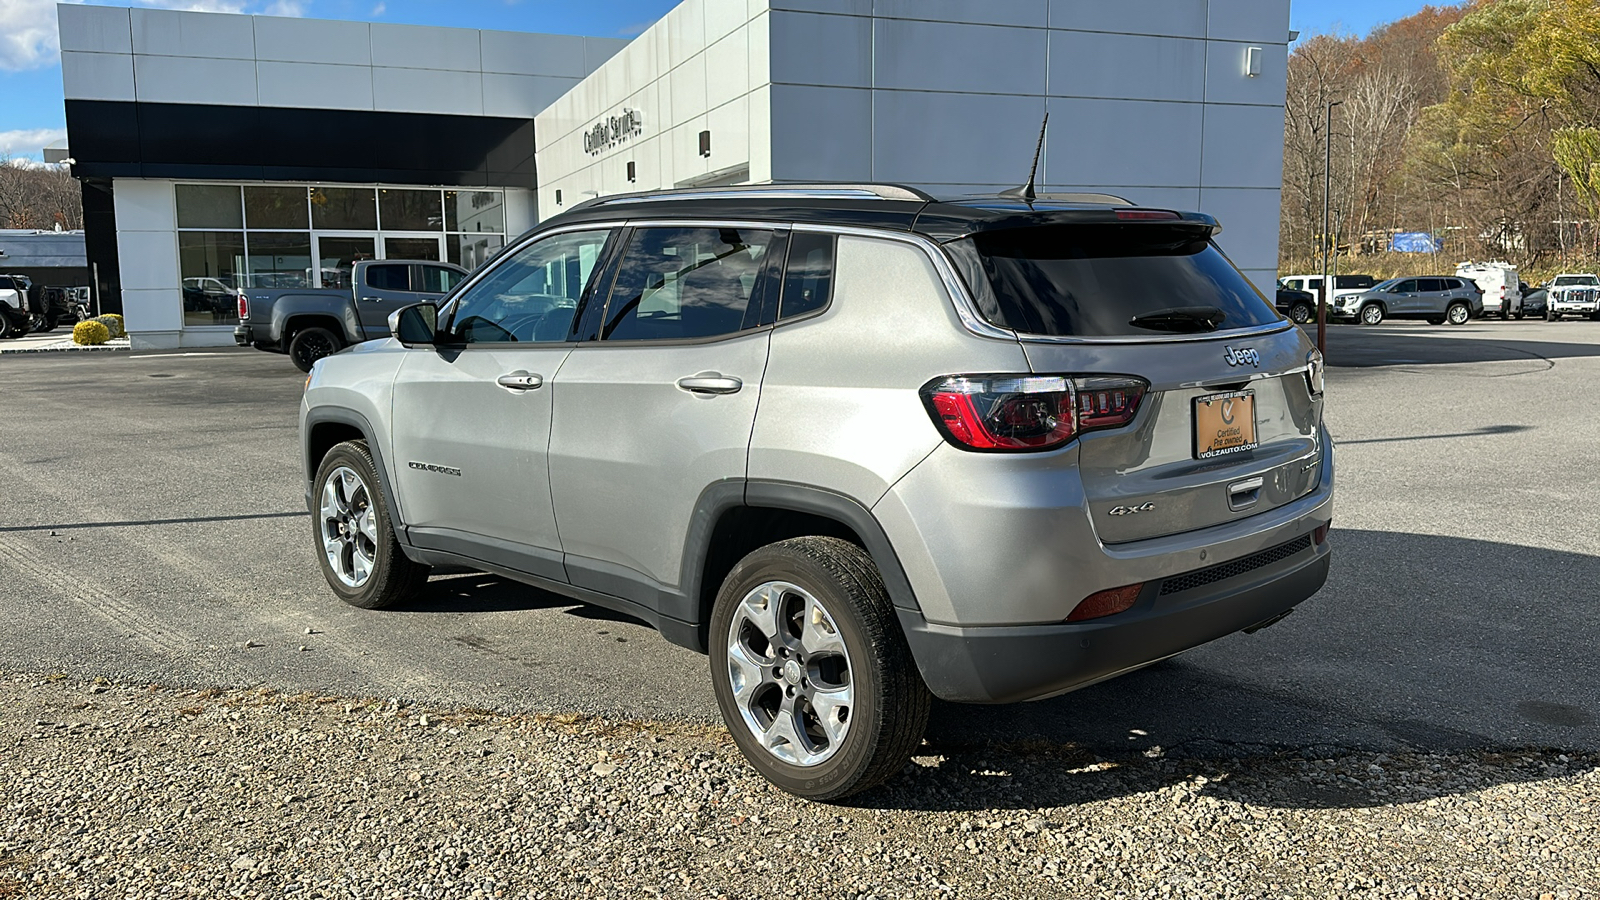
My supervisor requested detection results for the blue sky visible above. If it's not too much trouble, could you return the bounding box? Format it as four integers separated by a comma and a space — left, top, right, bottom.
0, 0, 1449, 160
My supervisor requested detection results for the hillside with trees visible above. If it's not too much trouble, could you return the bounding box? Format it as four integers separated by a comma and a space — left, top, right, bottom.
1280, 0, 1600, 281
0, 156, 82, 231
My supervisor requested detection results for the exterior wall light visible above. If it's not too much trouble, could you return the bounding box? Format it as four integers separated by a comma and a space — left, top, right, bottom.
699, 130, 712, 158
1244, 46, 1262, 77
627, 161, 637, 183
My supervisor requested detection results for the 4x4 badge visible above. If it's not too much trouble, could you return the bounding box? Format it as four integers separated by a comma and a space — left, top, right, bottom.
1108, 502, 1156, 517
1223, 346, 1261, 367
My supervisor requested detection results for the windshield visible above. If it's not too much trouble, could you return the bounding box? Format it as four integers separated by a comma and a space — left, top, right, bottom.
1554, 275, 1599, 286
947, 224, 1281, 337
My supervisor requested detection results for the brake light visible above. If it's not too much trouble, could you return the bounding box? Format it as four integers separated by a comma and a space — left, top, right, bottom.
238, 294, 249, 320
1066, 583, 1144, 622
1114, 209, 1180, 221
921, 374, 1147, 452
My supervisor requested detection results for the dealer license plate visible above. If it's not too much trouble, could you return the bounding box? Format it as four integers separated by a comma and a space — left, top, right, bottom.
1194, 390, 1258, 459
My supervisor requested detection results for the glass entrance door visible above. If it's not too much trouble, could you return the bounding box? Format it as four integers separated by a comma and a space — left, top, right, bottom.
382, 234, 446, 262
313, 234, 377, 289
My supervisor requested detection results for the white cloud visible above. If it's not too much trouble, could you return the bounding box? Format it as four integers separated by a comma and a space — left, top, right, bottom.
370, 2, 386, 16
0, 0, 69, 72
262, 0, 308, 16
0, 128, 69, 159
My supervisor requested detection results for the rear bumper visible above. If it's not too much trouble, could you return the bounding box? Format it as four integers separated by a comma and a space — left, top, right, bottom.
899, 537, 1330, 703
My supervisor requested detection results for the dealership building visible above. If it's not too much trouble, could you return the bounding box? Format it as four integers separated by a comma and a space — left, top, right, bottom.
57, 0, 1292, 349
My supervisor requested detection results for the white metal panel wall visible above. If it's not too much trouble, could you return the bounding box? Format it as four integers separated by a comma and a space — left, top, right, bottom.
57, 6, 628, 119
532, 0, 773, 217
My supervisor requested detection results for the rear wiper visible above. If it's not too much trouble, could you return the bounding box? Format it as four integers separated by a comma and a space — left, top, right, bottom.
1128, 306, 1226, 333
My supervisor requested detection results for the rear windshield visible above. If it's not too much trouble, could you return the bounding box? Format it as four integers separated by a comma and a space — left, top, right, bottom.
1336, 275, 1374, 289
947, 224, 1280, 337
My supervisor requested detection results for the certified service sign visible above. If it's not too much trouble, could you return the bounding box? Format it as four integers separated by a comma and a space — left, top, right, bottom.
584, 108, 645, 157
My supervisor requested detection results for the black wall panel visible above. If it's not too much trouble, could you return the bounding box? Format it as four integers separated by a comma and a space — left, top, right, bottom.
66, 100, 537, 188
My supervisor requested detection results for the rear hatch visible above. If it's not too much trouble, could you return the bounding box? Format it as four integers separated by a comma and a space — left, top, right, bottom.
949, 219, 1323, 544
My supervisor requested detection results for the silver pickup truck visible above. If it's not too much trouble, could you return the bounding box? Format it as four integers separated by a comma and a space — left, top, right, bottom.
234, 259, 469, 371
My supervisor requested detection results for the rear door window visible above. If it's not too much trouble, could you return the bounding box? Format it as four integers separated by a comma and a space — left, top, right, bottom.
601, 227, 777, 341
949, 224, 1280, 337
417, 265, 465, 293
1419, 278, 1445, 292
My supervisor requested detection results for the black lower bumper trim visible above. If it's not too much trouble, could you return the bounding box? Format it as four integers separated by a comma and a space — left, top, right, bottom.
899, 540, 1331, 704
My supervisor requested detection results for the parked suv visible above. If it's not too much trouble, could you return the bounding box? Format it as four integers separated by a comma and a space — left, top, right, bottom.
300, 184, 1334, 799
1337, 276, 1483, 325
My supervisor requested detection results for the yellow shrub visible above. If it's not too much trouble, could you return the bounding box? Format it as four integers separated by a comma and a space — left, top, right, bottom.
73, 320, 111, 345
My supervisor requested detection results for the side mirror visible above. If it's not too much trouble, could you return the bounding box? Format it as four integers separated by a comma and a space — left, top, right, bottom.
390, 302, 439, 344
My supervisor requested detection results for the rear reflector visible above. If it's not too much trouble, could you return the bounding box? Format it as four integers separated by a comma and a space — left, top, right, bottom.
1066, 583, 1144, 622
1313, 524, 1329, 545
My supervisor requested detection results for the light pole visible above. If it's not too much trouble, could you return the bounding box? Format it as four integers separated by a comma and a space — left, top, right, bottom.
1318, 99, 1343, 355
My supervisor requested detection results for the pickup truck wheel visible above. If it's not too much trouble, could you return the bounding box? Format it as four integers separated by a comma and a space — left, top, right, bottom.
1359, 303, 1384, 326
290, 327, 342, 372
1546, 309, 1557, 321
0, 314, 13, 339
1445, 302, 1471, 325
312, 440, 430, 609
710, 536, 931, 801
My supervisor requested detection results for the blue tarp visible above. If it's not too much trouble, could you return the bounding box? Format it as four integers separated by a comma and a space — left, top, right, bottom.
1389, 232, 1440, 253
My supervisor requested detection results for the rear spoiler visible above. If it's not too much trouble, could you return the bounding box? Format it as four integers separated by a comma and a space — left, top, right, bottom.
912, 206, 1222, 243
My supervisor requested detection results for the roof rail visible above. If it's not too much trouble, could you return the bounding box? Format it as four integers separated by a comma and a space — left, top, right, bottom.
569, 182, 938, 211
1026, 192, 1134, 206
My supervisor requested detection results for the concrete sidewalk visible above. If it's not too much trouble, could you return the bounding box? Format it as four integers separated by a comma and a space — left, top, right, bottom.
0, 328, 130, 354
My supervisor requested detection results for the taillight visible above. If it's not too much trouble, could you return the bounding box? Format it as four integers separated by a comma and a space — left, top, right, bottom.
1066, 583, 1144, 622
238, 294, 249, 320
1114, 209, 1180, 221
921, 374, 1147, 452
1305, 348, 1325, 396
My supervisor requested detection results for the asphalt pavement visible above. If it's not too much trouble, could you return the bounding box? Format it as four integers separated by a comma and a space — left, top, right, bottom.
0, 320, 1596, 763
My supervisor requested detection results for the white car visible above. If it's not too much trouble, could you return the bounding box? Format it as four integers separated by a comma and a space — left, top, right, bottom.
1545, 273, 1600, 321
0, 274, 31, 339
1455, 261, 1522, 319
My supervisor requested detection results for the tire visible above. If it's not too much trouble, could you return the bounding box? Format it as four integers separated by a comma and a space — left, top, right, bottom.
311, 440, 430, 609
1426, 317, 1445, 326
0, 313, 13, 339
289, 326, 342, 373
1359, 303, 1385, 326
1546, 309, 1557, 322
1288, 302, 1314, 324
1514, 310, 1525, 320
37, 315, 57, 334
1445, 302, 1471, 326
1500, 307, 1511, 320
709, 536, 931, 801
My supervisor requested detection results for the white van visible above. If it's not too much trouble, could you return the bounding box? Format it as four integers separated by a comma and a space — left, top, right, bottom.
1455, 261, 1522, 319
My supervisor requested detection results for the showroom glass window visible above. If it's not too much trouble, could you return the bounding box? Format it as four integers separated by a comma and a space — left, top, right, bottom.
173, 183, 511, 328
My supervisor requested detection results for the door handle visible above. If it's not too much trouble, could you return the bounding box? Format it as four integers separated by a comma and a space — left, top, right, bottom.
496, 371, 544, 391
675, 373, 743, 395
360, 296, 383, 303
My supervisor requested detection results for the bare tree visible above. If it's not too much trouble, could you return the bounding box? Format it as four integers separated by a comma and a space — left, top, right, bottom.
0, 155, 83, 231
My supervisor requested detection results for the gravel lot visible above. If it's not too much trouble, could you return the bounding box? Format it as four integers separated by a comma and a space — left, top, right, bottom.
3, 673, 1597, 899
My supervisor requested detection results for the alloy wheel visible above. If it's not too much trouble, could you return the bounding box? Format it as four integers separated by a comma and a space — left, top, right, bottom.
319, 466, 378, 587
724, 581, 853, 767
1447, 304, 1470, 325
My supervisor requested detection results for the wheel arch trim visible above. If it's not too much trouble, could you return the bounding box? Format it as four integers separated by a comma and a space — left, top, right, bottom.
680, 480, 923, 637
302, 407, 409, 543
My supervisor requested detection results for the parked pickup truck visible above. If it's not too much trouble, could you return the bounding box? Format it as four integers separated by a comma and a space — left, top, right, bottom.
234, 259, 469, 371
1544, 273, 1600, 321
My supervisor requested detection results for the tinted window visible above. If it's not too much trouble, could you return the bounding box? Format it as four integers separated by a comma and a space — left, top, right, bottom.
448, 229, 610, 344
780, 232, 835, 320
949, 224, 1279, 337
1335, 275, 1374, 289
1393, 279, 1419, 293
418, 265, 465, 293
1418, 278, 1442, 292
366, 264, 411, 292
602, 227, 775, 341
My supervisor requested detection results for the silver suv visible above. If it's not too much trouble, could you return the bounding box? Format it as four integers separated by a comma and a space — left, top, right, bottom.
300, 184, 1334, 799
